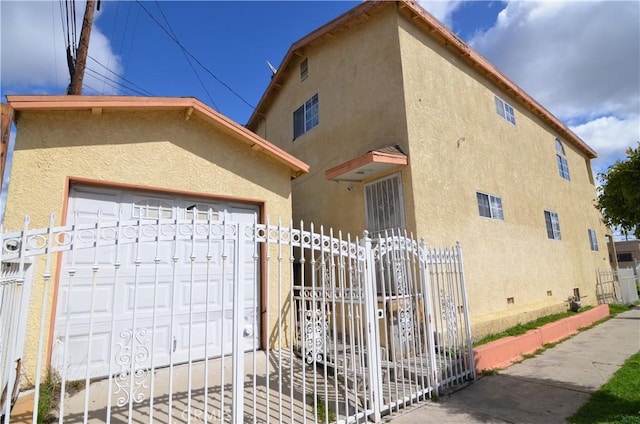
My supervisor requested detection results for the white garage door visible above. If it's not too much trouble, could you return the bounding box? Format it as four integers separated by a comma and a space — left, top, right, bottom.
52, 185, 260, 380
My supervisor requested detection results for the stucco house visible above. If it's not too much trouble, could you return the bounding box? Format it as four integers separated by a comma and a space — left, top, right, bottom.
246, 0, 611, 337
2, 95, 308, 378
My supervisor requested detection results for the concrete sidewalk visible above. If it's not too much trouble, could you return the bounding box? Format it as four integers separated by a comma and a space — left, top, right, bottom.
390, 306, 640, 424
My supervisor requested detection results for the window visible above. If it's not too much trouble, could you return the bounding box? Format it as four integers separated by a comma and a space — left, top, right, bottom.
588, 229, 598, 251
544, 210, 561, 240
293, 93, 319, 140
365, 173, 406, 236
476, 192, 504, 220
617, 253, 633, 262
555, 138, 571, 180
132, 199, 174, 219
185, 203, 220, 221
494, 95, 515, 125
300, 58, 308, 81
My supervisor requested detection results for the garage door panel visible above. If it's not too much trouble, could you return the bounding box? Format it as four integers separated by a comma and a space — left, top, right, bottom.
56, 284, 114, 320
123, 281, 173, 314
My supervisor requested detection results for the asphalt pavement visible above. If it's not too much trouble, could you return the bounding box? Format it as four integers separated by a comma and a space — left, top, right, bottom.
389, 306, 640, 424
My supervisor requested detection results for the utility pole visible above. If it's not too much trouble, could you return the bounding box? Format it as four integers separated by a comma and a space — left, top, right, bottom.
67, 0, 97, 95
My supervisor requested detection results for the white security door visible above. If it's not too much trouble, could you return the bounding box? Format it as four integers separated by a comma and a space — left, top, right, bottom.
364, 172, 406, 236
52, 185, 259, 380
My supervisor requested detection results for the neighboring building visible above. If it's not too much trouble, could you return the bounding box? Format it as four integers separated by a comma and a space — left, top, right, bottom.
614, 240, 640, 274
3, 95, 308, 378
246, 0, 610, 337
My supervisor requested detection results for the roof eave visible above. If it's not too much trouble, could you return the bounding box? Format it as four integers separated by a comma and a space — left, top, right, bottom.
7, 95, 310, 176
246, 0, 597, 160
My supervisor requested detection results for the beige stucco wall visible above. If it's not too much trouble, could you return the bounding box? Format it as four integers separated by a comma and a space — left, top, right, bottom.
251, 6, 414, 237
251, 2, 611, 340
5, 109, 294, 379
396, 13, 611, 337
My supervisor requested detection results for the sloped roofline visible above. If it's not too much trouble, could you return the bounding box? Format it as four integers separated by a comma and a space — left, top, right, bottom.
246, 0, 596, 159
6, 95, 309, 175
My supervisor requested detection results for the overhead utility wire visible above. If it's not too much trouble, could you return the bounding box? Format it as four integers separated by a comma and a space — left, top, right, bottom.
154, 0, 218, 110
85, 67, 149, 96
88, 54, 154, 96
135, 0, 255, 110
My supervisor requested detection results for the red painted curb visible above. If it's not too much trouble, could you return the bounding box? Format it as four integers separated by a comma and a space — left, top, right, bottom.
474, 304, 610, 373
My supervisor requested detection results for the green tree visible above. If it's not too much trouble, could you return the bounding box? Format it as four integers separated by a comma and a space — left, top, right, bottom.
596, 143, 640, 238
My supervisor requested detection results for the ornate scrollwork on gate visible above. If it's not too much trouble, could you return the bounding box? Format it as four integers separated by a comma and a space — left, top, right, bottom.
398, 299, 414, 343
393, 259, 408, 296
440, 291, 458, 341
304, 308, 328, 364
114, 327, 150, 406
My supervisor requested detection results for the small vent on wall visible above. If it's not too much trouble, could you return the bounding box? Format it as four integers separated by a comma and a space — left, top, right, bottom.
507, 297, 515, 304
547, 290, 553, 297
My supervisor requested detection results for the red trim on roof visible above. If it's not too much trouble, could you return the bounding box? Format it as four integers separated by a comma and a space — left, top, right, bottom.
7, 95, 309, 176
246, 0, 596, 159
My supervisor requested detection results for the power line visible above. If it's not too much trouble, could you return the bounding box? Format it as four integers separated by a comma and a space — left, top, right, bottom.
135, 0, 255, 110
85, 67, 149, 96
153, 1, 218, 110
88, 54, 154, 96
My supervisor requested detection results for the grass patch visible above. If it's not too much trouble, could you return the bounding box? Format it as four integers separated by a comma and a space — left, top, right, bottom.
474, 303, 636, 347
608, 303, 637, 316
312, 395, 337, 423
568, 351, 640, 424
475, 309, 583, 346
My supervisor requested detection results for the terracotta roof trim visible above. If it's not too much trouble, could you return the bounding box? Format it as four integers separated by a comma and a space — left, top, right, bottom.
325, 147, 408, 181
6, 95, 309, 175
246, 0, 596, 159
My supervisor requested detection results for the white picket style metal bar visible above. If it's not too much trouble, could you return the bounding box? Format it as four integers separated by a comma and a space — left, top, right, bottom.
1, 213, 474, 423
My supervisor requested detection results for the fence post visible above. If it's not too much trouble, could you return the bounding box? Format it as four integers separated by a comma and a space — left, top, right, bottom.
420, 239, 440, 396
456, 242, 475, 381
360, 232, 383, 422
232, 222, 246, 424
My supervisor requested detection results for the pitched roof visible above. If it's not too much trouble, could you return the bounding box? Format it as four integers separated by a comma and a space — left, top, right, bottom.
246, 0, 596, 159
7, 95, 309, 176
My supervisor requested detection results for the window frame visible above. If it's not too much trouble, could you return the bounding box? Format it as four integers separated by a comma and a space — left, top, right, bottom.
293, 93, 319, 140
476, 192, 504, 220
494, 95, 516, 125
588, 229, 599, 251
555, 138, 571, 181
300, 58, 308, 81
544, 210, 562, 240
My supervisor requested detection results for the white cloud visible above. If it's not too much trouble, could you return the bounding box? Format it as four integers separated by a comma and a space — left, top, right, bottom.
0, 1, 122, 95
467, 1, 639, 173
418, 0, 464, 27
572, 115, 639, 174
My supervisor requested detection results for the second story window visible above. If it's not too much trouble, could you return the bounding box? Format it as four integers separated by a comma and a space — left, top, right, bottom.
300, 58, 308, 81
544, 210, 562, 240
588, 229, 598, 251
555, 138, 571, 180
494, 95, 516, 125
477, 192, 504, 220
293, 93, 319, 140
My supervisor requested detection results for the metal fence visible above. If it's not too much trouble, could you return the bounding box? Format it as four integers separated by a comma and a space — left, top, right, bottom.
1, 213, 474, 423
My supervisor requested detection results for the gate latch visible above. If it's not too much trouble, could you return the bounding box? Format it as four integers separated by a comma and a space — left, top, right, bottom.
377, 309, 384, 319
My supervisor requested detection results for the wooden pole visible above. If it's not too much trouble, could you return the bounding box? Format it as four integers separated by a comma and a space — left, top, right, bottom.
68, 0, 96, 95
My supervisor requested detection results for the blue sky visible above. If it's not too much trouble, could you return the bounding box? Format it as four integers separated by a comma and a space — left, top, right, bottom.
1, 1, 639, 223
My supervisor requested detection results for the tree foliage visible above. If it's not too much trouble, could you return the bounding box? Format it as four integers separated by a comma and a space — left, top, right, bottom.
596, 143, 640, 237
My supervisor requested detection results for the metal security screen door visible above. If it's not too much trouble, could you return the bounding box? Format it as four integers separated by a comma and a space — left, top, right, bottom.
365, 173, 406, 236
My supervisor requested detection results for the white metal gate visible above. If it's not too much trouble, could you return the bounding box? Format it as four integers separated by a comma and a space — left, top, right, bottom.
1, 214, 474, 423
